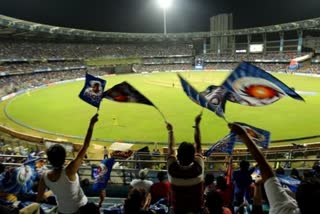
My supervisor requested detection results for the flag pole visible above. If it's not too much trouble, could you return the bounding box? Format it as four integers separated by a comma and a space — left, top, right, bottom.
222, 116, 229, 123
157, 109, 168, 123
154, 105, 168, 123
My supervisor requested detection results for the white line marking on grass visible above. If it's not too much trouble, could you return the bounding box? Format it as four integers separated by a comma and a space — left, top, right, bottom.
296, 91, 318, 96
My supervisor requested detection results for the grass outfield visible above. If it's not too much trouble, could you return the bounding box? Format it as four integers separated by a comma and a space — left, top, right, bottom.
2, 71, 320, 147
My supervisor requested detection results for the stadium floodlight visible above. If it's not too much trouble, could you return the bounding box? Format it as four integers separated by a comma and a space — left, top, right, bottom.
158, 0, 173, 9
158, 0, 173, 35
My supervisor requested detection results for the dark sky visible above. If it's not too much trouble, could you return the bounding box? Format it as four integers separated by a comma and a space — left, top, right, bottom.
0, 0, 319, 33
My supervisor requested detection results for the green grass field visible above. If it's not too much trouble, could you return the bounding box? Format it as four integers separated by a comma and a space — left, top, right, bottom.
2, 71, 320, 146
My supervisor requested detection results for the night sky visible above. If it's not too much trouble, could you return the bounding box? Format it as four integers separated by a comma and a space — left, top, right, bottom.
0, 0, 319, 33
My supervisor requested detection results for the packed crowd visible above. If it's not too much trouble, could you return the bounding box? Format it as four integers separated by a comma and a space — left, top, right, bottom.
0, 69, 108, 97
0, 61, 85, 75
1, 114, 319, 214
308, 64, 320, 73
203, 62, 320, 74
133, 64, 193, 72
143, 57, 194, 65
202, 52, 311, 62
1, 60, 319, 98
0, 40, 193, 59
0, 133, 50, 164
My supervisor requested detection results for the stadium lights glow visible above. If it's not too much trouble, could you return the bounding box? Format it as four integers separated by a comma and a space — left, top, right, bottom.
158, 0, 173, 9
158, 0, 173, 35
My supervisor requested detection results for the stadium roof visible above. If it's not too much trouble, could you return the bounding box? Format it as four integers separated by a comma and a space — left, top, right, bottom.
0, 14, 320, 42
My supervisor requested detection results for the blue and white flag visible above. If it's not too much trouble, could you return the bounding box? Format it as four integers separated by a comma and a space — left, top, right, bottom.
277, 174, 301, 193
232, 122, 270, 149
0, 155, 38, 194
204, 134, 236, 156
92, 158, 115, 192
222, 62, 304, 106
178, 74, 225, 118
79, 73, 107, 108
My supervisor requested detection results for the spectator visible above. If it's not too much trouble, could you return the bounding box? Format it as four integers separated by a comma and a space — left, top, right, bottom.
130, 168, 153, 193
37, 114, 99, 214
103, 146, 108, 159
123, 188, 154, 214
204, 173, 216, 195
0, 163, 5, 174
232, 160, 254, 209
290, 168, 301, 180
252, 175, 264, 214
215, 175, 234, 210
230, 122, 320, 214
205, 190, 232, 214
166, 114, 204, 214
150, 171, 170, 204
275, 167, 285, 175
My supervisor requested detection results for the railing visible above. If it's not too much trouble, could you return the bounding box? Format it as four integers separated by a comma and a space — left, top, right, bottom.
1, 148, 319, 183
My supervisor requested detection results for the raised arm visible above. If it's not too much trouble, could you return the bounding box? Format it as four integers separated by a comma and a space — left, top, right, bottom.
253, 175, 263, 206
194, 114, 202, 153
166, 122, 175, 156
36, 176, 46, 202
66, 113, 99, 176
229, 123, 274, 181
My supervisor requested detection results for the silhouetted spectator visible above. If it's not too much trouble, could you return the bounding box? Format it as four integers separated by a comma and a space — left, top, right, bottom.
232, 160, 254, 209
290, 168, 301, 180
216, 175, 234, 210
205, 190, 232, 214
150, 171, 170, 204
124, 188, 154, 214
166, 114, 204, 214
204, 173, 216, 195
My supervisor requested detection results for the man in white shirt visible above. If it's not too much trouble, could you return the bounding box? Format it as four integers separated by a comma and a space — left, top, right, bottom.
230, 123, 320, 214
130, 168, 153, 192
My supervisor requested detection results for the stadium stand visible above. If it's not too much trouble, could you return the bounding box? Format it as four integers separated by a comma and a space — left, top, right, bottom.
0, 39, 193, 59
1, 14, 320, 214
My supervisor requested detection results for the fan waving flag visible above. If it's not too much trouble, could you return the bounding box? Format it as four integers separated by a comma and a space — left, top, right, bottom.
103, 81, 154, 106
92, 158, 115, 192
79, 73, 107, 108
232, 122, 271, 149
178, 74, 225, 118
222, 62, 304, 106
204, 134, 236, 156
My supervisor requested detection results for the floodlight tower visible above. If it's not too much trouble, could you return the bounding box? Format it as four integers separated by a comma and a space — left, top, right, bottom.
158, 0, 172, 35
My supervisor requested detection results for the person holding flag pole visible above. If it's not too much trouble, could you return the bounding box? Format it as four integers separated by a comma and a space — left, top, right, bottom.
166, 113, 205, 214
229, 123, 320, 214
37, 114, 99, 214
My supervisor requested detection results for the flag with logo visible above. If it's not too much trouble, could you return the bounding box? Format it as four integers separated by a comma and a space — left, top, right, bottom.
232, 122, 270, 149
79, 73, 107, 108
0, 156, 38, 194
204, 134, 236, 156
221, 62, 304, 106
92, 158, 115, 192
103, 81, 154, 106
178, 74, 225, 118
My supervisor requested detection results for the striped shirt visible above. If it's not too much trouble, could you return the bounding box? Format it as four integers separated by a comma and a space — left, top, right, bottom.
167, 154, 204, 214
